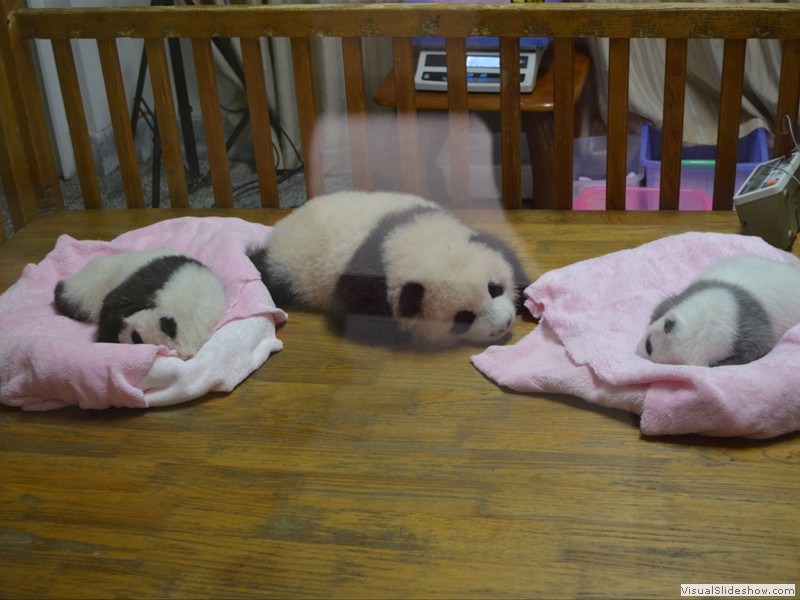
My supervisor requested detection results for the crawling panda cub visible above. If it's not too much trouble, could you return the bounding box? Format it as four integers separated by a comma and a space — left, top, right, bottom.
637, 255, 800, 367
55, 249, 227, 358
248, 191, 529, 347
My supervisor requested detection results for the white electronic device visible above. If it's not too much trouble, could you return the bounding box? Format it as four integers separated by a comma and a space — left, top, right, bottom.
734, 152, 800, 203
734, 152, 800, 249
414, 50, 540, 93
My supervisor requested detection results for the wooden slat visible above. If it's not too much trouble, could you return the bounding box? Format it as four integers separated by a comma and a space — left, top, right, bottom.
15, 4, 800, 42
291, 36, 324, 200
0, 164, 6, 237
0, 102, 11, 228
3, 3, 63, 212
145, 38, 189, 208
392, 37, 422, 196
24, 94, 64, 211
0, 126, 36, 229
341, 37, 372, 192
0, 120, 32, 231
239, 37, 278, 208
8, 53, 63, 212
659, 38, 687, 211
51, 38, 102, 209
552, 37, 574, 210
713, 38, 746, 211
500, 37, 521, 209
97, 38, 145, 209
0, 108, 11, 240
0, 16, 39, 228
192, 37, 233, 208
606, 38, 630, 211
445, 37, 470, 208
775, 39, 800, 158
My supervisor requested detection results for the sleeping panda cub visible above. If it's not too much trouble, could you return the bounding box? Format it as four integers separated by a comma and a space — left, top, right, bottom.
55, 250, 227, 358
248, 191, 529, 346
637, 255, 800, 367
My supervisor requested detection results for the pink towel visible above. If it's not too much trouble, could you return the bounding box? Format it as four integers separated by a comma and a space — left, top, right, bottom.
0, 216, 287, 410
472, 232, 800, 439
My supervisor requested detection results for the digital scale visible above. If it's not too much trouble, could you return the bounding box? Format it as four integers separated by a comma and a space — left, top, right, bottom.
414, 50, 541, 93
734, 152, 800, 249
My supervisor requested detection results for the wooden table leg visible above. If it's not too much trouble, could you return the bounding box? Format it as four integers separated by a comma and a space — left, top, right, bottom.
523, 111, 555, 209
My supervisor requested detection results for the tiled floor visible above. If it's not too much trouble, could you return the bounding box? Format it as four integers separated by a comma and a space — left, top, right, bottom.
0, 158, 324, 239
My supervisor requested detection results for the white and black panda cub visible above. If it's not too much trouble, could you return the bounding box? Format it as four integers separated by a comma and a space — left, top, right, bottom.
637, 255, 800, 367
248, 191, 529, 346
55, 249, 227, 358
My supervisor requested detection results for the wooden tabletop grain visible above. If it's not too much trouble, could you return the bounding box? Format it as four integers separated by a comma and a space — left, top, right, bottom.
0, 208, 797, 599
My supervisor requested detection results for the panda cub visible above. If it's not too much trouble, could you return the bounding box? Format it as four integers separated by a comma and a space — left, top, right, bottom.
637, 255, 800, 367
55, 250, 227, 358
248, 191, 529, 347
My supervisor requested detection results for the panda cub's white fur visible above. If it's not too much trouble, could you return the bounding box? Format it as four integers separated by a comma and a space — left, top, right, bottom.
55, 250, 227, 358
637, 256, 800, 367
249, 191, 529, 346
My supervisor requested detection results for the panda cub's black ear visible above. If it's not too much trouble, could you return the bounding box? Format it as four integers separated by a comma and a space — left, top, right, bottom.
399, 282, 425, 317
160, 316, 178, 339
664, 318, 676, 334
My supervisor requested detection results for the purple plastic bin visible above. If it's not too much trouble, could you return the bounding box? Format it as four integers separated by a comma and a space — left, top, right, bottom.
640, 124, 769, 204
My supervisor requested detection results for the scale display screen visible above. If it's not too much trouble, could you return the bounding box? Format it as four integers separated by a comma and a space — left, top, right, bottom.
466, 55, 500, 69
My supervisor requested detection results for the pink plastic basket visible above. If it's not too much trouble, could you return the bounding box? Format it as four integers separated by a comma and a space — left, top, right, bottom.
573, 186, 713, 211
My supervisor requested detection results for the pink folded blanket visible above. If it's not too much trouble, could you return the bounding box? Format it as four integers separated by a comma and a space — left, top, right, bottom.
472, 232, 800, 439
0, 216, 287, 410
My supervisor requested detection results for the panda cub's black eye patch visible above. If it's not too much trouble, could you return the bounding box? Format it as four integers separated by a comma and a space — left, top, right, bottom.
488, 282, 504, 298
451, 310, 476, 335
131, 331, 144, 344
664, 318, 675, 334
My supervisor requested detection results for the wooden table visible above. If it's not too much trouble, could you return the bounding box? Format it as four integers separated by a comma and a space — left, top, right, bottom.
1, 209, 798, 598
374, 48, 592, 207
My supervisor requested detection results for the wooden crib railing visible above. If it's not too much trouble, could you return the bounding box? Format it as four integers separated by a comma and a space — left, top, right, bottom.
2, 2, 800, 233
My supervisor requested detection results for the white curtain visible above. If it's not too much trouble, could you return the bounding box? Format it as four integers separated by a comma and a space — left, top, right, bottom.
585, 0, 787, 146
